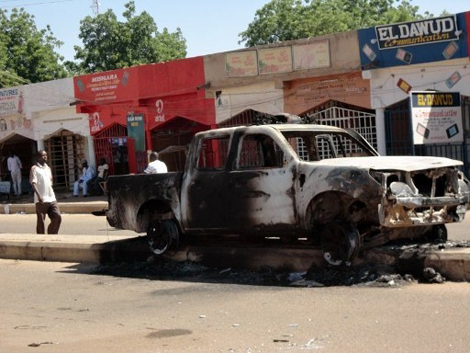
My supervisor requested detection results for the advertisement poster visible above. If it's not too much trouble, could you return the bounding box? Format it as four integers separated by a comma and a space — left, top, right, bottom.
0, 88, 21, 116
126, 114, 145, 151
410, 91, 462, 145
258, 47, 293, 75
292, 40, 330, 70
225, 51, 258, 77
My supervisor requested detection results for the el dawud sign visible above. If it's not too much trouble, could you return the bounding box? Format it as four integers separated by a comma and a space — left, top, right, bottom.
375, 16, 459, 49
411, 92, 463, 145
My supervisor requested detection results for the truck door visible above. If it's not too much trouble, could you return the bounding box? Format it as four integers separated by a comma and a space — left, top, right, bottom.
227, 132, 297, 233
182, 131, 297, 234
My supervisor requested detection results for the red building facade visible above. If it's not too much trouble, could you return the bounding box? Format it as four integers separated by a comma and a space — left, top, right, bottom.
73, 57, 215, 174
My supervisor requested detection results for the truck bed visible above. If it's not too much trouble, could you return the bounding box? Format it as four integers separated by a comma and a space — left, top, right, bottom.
106, 172, 183, 232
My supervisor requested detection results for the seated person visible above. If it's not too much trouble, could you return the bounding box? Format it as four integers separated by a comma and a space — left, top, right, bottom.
73, 160, 95, 197
144, 151, 168, 174
89, 157, 109, 195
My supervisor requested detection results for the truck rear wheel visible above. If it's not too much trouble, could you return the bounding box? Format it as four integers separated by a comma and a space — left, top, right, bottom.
147, 220, 179, 255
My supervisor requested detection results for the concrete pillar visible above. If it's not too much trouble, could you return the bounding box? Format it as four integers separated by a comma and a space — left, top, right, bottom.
37, 139, 45, 151
375, 108, 386, 156
87, 135, 96, 167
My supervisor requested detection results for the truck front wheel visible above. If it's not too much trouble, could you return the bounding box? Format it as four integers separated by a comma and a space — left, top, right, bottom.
147, 220, 179, 255
320, 220, 360, 266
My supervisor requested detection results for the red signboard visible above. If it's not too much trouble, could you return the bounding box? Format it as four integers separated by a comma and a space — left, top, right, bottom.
73, 57, 215, 135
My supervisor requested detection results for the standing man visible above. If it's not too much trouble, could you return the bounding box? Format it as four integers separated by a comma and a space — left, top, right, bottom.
73, 160, 95, 197
144, 151, 168, 174
30, 150, 61, 234
7, 151, 22, 196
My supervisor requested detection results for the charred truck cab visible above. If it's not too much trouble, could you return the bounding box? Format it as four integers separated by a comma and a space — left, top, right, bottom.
106, 117, 470, 265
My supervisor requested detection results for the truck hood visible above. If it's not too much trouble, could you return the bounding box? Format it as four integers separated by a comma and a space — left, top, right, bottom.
314, 156, 463, 172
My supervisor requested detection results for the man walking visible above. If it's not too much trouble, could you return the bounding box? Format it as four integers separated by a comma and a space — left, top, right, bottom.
30, 150, 61, 234
7, 151, 22, 196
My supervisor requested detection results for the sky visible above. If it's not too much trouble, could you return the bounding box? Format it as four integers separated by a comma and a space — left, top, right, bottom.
0, 0, 469, 63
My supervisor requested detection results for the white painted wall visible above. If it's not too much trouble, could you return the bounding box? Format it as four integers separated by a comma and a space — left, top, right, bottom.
367, 58, 470, 109
215, 81, 284, 124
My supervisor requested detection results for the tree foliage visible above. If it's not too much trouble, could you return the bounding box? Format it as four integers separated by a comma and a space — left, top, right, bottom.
67, 1, 187, 74
239, 0, 431, 47
0, 8, 67, 88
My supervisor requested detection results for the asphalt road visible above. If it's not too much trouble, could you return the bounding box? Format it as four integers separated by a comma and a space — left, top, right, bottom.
1, 259, 470, 353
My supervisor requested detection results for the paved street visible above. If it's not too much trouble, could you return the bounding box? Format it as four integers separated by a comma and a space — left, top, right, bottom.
1, 259, 470, 353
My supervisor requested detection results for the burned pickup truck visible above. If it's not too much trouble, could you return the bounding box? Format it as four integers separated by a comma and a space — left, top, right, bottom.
106, 121, 470, 265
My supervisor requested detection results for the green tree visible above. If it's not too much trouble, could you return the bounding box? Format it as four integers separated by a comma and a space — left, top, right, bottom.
68, 1, 187, 74
239, 0, 431, 47
0, 8, 67, 88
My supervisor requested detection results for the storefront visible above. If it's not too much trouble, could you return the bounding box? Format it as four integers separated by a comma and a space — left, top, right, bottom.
204, 31, 375, 148
284, 71, 376, 149
0, 78, 91, 192
358, 11, 470, 163
73, 57, 216, 174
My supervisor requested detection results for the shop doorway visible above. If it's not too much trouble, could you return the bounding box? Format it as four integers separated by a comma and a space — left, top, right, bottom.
0, 133, 36, 195
151, 117, 209, 172
44, 130, 86, 191
93, 123, 129, 176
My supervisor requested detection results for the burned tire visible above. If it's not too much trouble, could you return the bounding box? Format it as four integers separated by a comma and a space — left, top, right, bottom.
320, 220, 361, 266
147, 220, 179, 255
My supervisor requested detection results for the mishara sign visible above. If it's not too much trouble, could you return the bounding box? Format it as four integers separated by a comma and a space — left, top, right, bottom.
375, 15, 459, 49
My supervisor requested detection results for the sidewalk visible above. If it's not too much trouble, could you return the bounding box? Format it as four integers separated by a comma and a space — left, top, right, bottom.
0, 192, 108, 215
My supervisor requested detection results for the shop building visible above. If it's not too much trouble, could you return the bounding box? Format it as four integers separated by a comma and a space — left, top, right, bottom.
0, 78, 92, 193
203, 31, 376, 150
73, 57, 215, 174
358, 11, 470, 169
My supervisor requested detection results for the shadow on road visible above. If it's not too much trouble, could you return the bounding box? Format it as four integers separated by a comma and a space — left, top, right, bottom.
56, 236, 470, 287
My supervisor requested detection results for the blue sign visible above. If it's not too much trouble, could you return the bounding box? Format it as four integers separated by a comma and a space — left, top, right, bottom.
358, 12, 468, 69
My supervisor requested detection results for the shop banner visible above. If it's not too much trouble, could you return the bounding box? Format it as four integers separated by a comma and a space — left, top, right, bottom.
74, 69, 134, 103
127, 113, 145, 151
0, 88, 22, 116
376, 16, 459, 50
358, 12, 468, 69
410, 91, 463, 145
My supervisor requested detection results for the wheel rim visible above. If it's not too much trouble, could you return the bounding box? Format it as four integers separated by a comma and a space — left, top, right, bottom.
148, 222, 173, 255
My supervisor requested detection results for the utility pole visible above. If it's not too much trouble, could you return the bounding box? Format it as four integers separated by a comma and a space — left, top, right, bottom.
91, 0, 99, 15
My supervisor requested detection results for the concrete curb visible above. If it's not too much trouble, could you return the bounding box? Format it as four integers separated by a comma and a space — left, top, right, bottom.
0, 234, 147, 264
424, 248, 470, 282
0, 234, 469, 281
